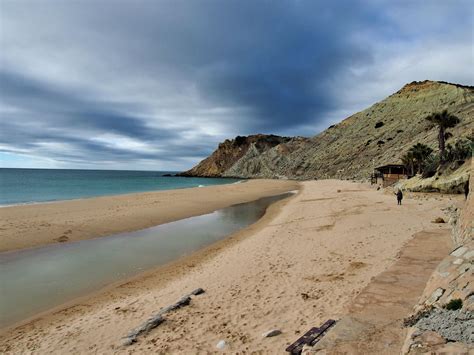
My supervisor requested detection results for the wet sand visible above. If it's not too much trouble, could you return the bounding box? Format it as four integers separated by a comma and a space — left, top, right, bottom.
0, 180, 459, 354
0, 179, 298, 252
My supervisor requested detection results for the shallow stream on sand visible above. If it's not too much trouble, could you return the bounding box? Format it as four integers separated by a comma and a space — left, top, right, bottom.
0, 193, 291, 328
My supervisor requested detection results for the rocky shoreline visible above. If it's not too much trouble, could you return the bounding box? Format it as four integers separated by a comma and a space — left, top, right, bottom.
401, 175, 473, 353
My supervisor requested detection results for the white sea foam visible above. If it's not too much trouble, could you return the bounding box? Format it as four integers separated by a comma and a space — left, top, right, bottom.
232, 180, 247, 184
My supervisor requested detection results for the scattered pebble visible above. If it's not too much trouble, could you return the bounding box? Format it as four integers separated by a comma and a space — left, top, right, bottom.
216, 340, 226, 349
262, 329, 282, 338
415, 308, 474, 343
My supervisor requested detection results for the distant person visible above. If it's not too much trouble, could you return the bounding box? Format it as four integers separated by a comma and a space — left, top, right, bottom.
396, 189, 403, 205
465, 180, 469, 200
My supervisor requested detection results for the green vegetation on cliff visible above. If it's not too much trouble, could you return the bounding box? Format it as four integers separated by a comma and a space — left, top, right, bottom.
181, 80, 473, 180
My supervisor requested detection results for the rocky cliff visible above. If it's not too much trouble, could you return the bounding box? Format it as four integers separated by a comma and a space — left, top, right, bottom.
181, 80, 474, 180
178, 134, 295, 177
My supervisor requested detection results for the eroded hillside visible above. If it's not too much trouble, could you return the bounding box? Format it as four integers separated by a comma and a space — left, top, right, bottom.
181, 81, 474, 180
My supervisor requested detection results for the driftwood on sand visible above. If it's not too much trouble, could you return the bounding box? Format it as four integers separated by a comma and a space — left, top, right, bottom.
122, 288, 205, 345
285, 319, 336, 354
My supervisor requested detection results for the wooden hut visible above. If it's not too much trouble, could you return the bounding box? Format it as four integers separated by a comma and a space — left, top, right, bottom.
372, 164, 408, 187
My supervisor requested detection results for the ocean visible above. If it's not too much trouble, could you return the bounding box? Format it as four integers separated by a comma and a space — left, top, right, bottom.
0, 168, 240, 206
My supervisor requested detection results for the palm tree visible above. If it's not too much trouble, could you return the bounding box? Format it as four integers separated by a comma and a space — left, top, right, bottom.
401, 151, 415, 176
425, 110, 460, 160
409, 143, 433, 174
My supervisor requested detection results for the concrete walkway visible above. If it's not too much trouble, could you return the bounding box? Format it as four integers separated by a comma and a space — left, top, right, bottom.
309, 229, 452, 354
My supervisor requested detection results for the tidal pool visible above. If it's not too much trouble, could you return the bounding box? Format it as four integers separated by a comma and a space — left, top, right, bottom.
0, 193, 291, 328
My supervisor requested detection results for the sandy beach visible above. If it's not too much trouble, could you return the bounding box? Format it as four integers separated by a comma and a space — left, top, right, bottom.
0, 179, 298, 252
0, 179, 459, 354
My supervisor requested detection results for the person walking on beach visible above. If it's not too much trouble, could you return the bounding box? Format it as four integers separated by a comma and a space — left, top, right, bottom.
465, 180, 469, 200
396, 189, 403, 205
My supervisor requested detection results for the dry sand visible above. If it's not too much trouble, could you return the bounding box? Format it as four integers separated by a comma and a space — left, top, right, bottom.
0, 180, 459, 354
0, 179, 298, 252
312, 228, 452, 353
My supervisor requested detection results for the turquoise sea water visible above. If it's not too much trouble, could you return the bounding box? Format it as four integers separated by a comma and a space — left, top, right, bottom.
0, 168, 240, 206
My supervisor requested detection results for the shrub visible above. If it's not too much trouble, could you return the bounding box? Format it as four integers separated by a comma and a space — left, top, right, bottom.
403, 143, 433, 175
444, 298, 463, 311
422, 154, 440, 178
443, 138, 472, 162
234, 136, 246, 146
375, 121, 384, 128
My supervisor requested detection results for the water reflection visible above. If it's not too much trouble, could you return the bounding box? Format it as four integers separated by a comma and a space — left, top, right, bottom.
0, 193, 290, 328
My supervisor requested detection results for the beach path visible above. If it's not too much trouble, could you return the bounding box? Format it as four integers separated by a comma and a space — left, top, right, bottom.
310, 228, 451, 353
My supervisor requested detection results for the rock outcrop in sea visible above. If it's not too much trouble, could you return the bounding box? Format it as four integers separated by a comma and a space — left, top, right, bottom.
180, 80, 473, 180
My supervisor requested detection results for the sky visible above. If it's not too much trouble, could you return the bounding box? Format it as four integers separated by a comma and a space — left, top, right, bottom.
1, 0, 473, 171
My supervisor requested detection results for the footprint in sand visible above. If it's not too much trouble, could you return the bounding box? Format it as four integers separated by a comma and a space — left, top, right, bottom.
348, 261, 368, 270
55, 235, 69, 242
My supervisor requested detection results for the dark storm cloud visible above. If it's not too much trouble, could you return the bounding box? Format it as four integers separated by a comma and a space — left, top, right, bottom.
0, 71, 163, 139
0, 0, 472, 169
